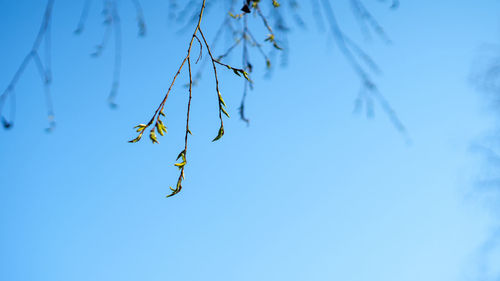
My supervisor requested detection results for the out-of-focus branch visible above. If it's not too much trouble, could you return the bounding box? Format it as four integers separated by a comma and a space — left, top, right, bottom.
0, 0, 55, 130
321, 0, 407, 139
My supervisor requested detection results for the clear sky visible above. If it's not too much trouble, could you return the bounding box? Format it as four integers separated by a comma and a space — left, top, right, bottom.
1, 1, 500, 280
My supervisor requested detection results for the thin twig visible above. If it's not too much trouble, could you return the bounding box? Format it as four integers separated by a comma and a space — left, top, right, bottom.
0, 0, 55, 130
74, 0, 92, 34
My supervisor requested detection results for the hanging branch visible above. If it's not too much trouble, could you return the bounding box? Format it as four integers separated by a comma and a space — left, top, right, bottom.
350, 0, 391, 43
320, 0, 407, 138
167, 0, 178, 22
184, 0, 280, 125
74, 0, 92, 34
131, 0, 147, 36
175, 0, 217, 35
287, 0, 306, 28
239, 15, 252, 125
129, 0, 250, 198
76, 0, 145, 108
175, 0, 198, 24
218, 1, 282, 124
1, 0, 406, 196
311, 0, 326, 31
0, 0, 55, 130
89, 4, 112, 58
193, 8, 237, 84
107, 0, 122, 107
267, 3, 291, 70
91, 0, 122, 107
256, 4, 282, 50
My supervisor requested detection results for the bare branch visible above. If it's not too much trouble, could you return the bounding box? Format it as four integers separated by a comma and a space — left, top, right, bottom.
0, 0, 55, 130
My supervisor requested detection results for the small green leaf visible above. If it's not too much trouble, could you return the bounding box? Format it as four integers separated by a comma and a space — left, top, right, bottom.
167, 187, 179, 198
176, 150, 186, 160
156, 124, 164, 136
266, 59, 271, 68
265, 34, 275, 42
134, 124, 147, 132
174, 162, 186, 168
212, 125, 225, 142
218, 92, 227, 107
150, 130, 159, 144
242, 71, 250, 81
156, 120, 167, 136
167, 177, 183, 197
128, 133, 143, 143
221, 106, 230, 118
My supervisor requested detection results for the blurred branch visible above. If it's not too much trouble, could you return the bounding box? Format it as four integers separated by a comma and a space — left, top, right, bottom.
321, 0, 407, 139
74, 0, 92, 34
0, 0, 55, 130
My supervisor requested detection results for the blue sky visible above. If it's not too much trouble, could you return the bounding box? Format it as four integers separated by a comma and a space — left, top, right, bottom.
1, 0, 500, 280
